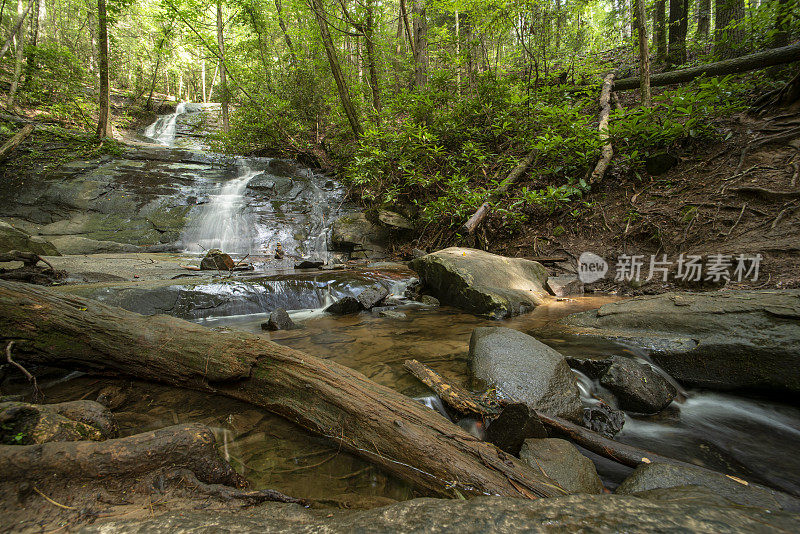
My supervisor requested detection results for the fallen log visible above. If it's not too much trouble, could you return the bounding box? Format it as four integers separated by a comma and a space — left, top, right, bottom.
0, 280, 565, 499
613, 42, 800, 91
590, 73, 615, 184
404, 359, 500, 417
460, 150, 538, 235
0, 123, 34, 163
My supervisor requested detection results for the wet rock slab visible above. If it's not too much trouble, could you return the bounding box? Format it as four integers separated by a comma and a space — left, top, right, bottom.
79, 494, 800, 533
561, 290, 800, 395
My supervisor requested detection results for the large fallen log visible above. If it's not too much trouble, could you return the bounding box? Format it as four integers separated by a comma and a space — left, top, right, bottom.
0, 123, 34, 163
614, 42, 800, 91
0, 280, 564, 500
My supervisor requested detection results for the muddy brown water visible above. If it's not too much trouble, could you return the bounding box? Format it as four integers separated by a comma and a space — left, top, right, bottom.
36, 290, 800, 503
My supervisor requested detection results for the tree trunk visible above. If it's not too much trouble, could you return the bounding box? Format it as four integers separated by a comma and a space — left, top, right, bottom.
310, 0, 363, 137
0, 281, 562, 499
399, 0, 415, 56
216, 1, 229, 133
697, 0, 711, 38
613, 41, 800, 90
274, 0, 297, 65
412, 0, 428, 88
773, 0, 795, 48
715, 0, 744, 59
654, 0, 667, 63
95, 0, 112, 139
21, 0, 41, 86
634, 0, 651, 107
364, 0, 381, 119
6, 0, 26, 108
0, 123, 34, 162
0, 0, 31, 63
667, 0, 688, 65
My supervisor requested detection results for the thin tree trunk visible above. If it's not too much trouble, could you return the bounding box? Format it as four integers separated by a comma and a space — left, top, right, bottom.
590, 73, 615, 184
22, 0, 41, 86
399, 0, 415, 56
202, 59, 207, 102
654, 0, 667, 63
6, 0, 27, 108
412, 0, 428, 88
667, 0, 688, 65
274, 0, 297, 65
95, 0, 112, 139
0, 0, 31, 63
455, 9, 461, 94
310, 0, 363, 137
0, 280, 564, 500
146, 38, 165, 111
634, 0, 651, 107
216, 1, 229, 133
364, 0, 381, 119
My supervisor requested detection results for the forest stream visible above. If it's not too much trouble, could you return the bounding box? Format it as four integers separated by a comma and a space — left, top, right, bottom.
9, 104, 797, 509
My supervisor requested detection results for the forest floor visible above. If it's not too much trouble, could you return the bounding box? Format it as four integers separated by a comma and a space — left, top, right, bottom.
477, 105, 800, 295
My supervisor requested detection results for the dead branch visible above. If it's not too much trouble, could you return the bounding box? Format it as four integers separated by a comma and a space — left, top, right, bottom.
404, 359, 500, 417
5, 341, 41, 399
0, 123, 34, 163
590, 73, 615, 184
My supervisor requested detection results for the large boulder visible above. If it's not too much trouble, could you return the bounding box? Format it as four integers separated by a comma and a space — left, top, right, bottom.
0, 220, 59, 256
356, 283, 389, 309
599, 356, 677, 414
49, 235, 137, 255
616, 462, 800, 512
261, 308, 299, 331
81, 494, 800, 533
561, 290, 800, 395
468, 327, 583, 422
330, 213, 389, 260
200, 249, 235, 270
409, 248, 549, 318
520, 438, 605, 494
484, 403, 547, 455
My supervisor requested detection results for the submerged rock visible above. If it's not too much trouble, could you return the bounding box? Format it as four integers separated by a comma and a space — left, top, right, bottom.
599, 356, 677, 414
325, 296, 362, 315
484, 403, 547, 455
520, 438, 605, 494
261, 308, 298, 331
616, 462, 800, 512
200, 249, 234, 270
378, 310, 407, 319
356, 283, 389, 310
561, 290, 800, 395
409, 248, 549, 318
81, 494, 800, 533
0, 220, 59, 256
468, 327, 583, 422
0, 400, 117, 445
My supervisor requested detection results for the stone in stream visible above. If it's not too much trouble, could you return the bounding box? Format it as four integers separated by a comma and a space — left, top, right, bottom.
468, 327, 583, 422
582, 402, 625, 438
599, 356, 677, 414
546, 274, 584, 297
616, 462, 800, 512
200, 249, 235, 270
561, 290, 800, 395
261, 308, 299, 331
566, 355, 613, 379
295, 259, 324, 269
484, 403, 547, 456
356, 283, 389, 309
80, 494, 800, 532
520, 438, 605, 494
419, 295, 440, 307
410, 248, 549, 318
0, 220, 59, 256
325, 296, 362, 315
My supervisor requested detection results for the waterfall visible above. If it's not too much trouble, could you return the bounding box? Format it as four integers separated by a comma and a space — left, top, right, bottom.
144, 102, 187, 146
182, 166, 260, 255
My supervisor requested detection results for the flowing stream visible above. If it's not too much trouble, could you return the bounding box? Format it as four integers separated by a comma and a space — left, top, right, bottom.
143, 102, 187, 146
30, 105, 800, 506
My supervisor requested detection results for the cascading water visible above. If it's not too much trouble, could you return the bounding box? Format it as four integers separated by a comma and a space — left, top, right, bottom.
182, 165, 260, 255
144, 102, 187, 146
